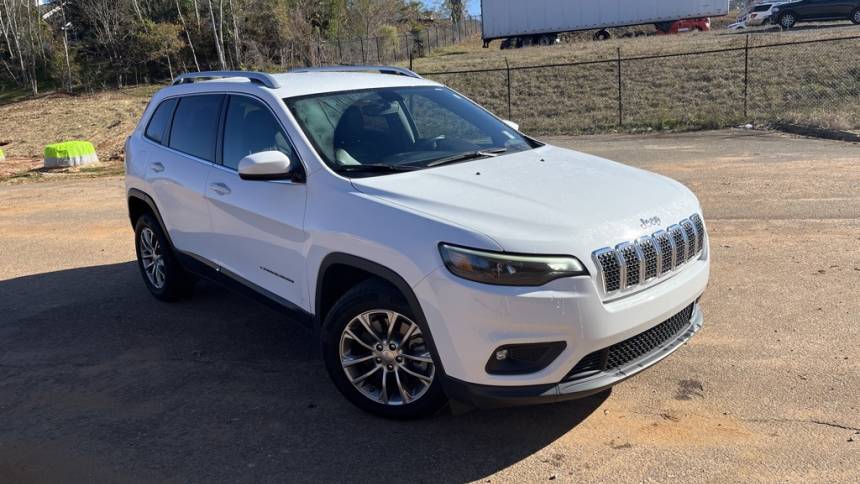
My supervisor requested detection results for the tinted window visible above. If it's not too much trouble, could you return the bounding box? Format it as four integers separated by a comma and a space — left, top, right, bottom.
223, 96, 295, 170
168, 95, 223, 162
145, 98, 177, 144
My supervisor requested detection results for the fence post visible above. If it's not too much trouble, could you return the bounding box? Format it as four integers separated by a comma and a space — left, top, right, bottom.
360, 38, 366, 63
409, 52, 413, 71
337, 38, 342, 64
744, 34, 750, 120
505, 57, 512, 120
616, 47, 623, 127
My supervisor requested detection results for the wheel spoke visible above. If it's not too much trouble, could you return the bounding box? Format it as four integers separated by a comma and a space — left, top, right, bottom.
379, 368, 389, 404
400, 320, 417, 344
155, 264, 164, 286
394, 368, 411, 403
341, 354, 375, 368
351, 364, 381, 384
356, 313, 382, 343
385, 310, 398, 340
398, 363, 433, 384
344, 329, 375, 352
402, 353, 433, 364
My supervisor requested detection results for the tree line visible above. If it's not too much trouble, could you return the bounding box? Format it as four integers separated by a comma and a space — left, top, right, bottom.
0, 0, 468, 95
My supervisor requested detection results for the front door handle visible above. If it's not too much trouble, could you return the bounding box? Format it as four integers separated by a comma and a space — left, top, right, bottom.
209, 182, 231, 196
151, 162, 165, 173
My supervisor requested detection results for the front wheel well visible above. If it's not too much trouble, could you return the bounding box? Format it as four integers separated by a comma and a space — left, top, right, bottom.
316, 263, 401, 324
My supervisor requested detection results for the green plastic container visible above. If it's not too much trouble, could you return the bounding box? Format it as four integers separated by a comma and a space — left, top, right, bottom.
44, 141, 99, 168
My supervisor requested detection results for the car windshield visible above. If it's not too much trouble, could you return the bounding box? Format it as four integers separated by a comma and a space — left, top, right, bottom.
285, 86, 537, 175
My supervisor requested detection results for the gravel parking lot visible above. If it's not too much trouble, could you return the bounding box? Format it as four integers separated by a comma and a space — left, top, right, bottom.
0, 129, 857, 483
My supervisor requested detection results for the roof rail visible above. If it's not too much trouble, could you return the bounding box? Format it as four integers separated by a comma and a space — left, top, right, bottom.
173, 71, 281, 89
288, 65, 423, 79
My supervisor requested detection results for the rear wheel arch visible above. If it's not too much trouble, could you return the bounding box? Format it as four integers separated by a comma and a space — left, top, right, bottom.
127, 189, 175, 249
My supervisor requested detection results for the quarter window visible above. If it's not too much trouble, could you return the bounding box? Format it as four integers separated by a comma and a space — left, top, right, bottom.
168, 94, 224, 162
222, 96, 295, 170
144, 98, 177, 144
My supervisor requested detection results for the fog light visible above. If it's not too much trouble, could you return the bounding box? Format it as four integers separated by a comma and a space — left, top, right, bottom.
485, 342, 567, 375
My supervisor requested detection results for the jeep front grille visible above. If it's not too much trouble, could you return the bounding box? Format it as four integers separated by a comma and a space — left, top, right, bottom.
592, 214, 706, 296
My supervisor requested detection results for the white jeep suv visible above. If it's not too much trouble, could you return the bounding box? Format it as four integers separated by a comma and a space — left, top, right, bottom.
125, 67, 709, 418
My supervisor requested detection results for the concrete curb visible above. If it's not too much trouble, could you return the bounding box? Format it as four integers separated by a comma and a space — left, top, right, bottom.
771, 122, 860, 143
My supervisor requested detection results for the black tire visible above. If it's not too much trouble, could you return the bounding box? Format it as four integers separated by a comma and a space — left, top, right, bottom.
593, 29, 611, 41
851, 9, 860, 24
321, 279, 447, 419
777, 12, 796, 29
134, 213, 195, 302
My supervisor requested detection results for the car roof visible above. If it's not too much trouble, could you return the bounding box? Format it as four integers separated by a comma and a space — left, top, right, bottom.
164, 71, 442, 99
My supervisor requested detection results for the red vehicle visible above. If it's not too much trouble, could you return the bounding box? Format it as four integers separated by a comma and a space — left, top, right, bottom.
656, 17, 711, 34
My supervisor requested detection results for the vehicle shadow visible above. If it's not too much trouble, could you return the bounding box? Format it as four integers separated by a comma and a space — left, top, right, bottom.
0, 262, 606, 483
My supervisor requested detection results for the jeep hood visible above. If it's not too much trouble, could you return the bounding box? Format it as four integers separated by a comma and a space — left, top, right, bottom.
350, 145, 701, 257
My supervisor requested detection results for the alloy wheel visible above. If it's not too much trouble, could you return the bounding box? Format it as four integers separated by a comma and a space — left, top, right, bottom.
139, 227, 166, 289
339, 310, 435, 406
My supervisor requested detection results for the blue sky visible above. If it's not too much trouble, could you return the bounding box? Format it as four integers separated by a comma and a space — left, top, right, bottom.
422, 1, 481, 16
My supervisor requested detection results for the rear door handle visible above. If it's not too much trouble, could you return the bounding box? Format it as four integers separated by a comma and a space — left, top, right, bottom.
151, 162, 165, 173
209, 182, 231, 196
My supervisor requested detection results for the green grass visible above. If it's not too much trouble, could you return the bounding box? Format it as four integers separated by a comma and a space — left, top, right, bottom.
404, 27, 860, 135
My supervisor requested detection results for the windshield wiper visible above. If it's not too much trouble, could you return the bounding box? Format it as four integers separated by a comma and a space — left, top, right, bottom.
424, 148, 507, 168
335, 164, 421, 174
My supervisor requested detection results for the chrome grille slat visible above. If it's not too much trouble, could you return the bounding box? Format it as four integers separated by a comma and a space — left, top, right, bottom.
668, 225, 687, 267
616, 242, 641, 288
681, 219, 698, 260
653, 230, 674, 274
592, 214, 706, 296
690, 214, 705, 253
594, 248, 622, 293
637, 236, 659, 281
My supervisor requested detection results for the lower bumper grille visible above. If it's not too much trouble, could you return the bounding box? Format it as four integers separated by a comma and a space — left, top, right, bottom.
563, 304, 695, 382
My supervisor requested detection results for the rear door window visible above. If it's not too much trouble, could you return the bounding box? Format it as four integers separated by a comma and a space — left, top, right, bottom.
145, 98, 178, 144
168, 95, 224, 162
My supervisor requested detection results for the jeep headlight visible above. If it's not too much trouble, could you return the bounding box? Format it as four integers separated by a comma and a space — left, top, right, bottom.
439, 244, 588, 286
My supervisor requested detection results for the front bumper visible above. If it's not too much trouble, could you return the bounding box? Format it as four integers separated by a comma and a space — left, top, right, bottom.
442, 303, 704, 409
414, 251, 709, 387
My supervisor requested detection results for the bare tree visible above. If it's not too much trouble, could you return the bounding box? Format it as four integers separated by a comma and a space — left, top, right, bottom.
175, 0, 200, 71
206, 0, 226, 69
228, 0, 240, 67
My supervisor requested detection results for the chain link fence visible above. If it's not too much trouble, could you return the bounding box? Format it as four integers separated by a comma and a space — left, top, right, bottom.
420, 34, 860, 135
312, 16, 482, 66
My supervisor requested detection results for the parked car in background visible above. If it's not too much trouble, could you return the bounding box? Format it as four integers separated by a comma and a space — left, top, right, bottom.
743, 3, 785, 26
772, 0, 860, 28
656, 17, 711, 34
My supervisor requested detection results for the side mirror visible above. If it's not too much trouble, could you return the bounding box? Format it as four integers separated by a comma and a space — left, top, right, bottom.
502, 120, 520, 131
238, 151, 303, 182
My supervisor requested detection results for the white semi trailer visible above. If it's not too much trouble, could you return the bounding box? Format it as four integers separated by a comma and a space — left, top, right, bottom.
480, 0, 730, 47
